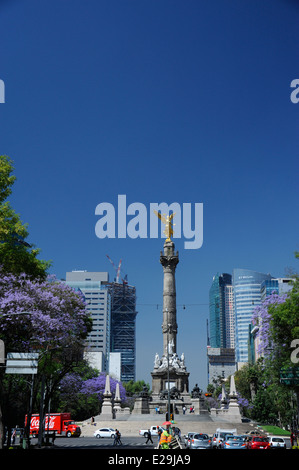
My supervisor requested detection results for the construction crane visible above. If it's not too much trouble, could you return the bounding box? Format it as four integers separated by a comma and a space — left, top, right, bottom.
106, 255, 128, 284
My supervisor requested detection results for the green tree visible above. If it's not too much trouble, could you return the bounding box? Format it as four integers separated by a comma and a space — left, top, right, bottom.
0, 155, 51, 278
235, 255, 299, 427
268, 278, 299, 367
123, 380, 150, 396
0, 155, 16, 204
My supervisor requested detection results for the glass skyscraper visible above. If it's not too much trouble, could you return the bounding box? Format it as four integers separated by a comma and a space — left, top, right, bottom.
232, 268, 273, 366
209, 273, 232, 348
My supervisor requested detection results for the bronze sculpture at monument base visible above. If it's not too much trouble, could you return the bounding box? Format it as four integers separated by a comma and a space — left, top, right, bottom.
151, 351, 190, 399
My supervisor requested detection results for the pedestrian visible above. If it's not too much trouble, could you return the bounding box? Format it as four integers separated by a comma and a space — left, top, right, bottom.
113, 429, 122, 446
174, 427, 181, 442
145, 429, 153, 444
291, 430, 295, 447
183, 405, 186, 415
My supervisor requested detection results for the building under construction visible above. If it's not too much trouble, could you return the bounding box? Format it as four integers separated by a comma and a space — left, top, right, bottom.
105, 280, 138, 383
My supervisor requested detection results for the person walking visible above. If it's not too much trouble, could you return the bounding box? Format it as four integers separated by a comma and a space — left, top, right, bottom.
145, 429, 153, 444
113, 429, 122, 446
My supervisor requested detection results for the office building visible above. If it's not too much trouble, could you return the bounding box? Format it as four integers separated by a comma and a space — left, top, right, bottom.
66, 270, 138, 382
209, 273, 233, 348
225, 284, 235, 349
232, 268, 273, 367
261, 277, 294, 301
207, 347, 236, 384
208, 273, 235, 384
65, 271, 110, 372
106, 281, 137, 383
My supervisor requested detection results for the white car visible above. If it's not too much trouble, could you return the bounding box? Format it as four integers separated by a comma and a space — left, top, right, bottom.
94, 427, 116, 438
268, 436, 286, 449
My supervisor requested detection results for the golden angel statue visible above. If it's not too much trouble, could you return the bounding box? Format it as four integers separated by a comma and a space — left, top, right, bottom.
154, 210, 175, 241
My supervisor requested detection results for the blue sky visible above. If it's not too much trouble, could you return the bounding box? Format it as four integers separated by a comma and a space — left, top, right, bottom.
0, 0, 298, 389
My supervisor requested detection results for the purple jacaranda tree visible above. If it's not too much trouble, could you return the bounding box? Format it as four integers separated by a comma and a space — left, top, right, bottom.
0, 271, 91, 352
251, 291, 287, 357
0, 270, 92, 446
80, 373, 127, 404
58, 372, 129, 418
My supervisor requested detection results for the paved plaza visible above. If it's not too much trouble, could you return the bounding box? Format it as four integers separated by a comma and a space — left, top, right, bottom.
79, 413, 256, 438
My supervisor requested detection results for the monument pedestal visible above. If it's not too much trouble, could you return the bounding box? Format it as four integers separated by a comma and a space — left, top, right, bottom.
151, 356, 189, 399
191, 397, 209, 415
131, 385, 150, 414
150, 353, 191, 415
131, 397, 150, 414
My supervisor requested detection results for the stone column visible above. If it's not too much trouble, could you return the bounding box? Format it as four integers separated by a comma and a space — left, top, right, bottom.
226, 374, 242, 422
160, 240, 179, 357
113, 383, 122, 415
101, 374, 113, 418
151, 237, 189, 400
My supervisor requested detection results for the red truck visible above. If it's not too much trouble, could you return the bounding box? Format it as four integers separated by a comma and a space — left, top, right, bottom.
26, 413, 81, 438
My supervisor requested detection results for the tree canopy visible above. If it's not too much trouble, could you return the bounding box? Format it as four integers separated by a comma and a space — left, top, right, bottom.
0, 155, 51, 278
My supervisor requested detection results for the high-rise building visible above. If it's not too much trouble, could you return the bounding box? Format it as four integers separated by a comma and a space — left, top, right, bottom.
207, 347, 236, 384
232, 268, 273, 367
65, 271, 110, 372
65, 270, 138, 383
208, 273, 235, 384
225, 284, 235, 349
106, 281, 137, 383
209, 273, 232, 348
261, 277, 294, 301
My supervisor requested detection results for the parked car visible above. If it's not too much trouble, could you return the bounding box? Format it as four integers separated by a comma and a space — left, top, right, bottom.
94, 427, 115, 438
189, 433, 212, 449
247, 435, 270, 449
268, 436, 286, 449
223, 435, 247, 449
184, 432, 197, 448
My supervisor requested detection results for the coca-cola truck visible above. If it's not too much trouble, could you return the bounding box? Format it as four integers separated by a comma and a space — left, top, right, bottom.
26, 413, 81, 438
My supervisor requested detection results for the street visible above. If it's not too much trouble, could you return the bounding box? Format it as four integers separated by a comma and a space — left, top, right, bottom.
53, 435, 162, 449
42, 435, 292, 450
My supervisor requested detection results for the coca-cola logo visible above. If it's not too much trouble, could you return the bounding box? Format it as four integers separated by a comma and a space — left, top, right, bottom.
31, 417, 40, 428
44, 416, 56, 429
31, 416, 56, 429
